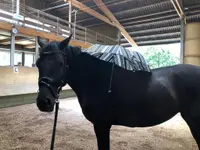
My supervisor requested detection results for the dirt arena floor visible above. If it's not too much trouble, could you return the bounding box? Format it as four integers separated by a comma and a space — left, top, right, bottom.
0, 97, 198, 150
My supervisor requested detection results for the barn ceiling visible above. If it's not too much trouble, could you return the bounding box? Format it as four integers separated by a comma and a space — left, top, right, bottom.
32, 0, 200, 48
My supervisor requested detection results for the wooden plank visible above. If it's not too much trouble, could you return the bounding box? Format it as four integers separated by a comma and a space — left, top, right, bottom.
0, 37, 11, 44
0, 22, 92, 49
86, 33, 97, 40
93, 0, 137, 47
68, 0, 113, 26
24, 43, 35, 48
87, 38, 97, 44
170, 0, 181, 18
75, 34, 86, 42
85, 36, 97, 44
0, 89, 76, 109
0, 66, 73, 96
0, 36, 27, 44
0, 22, 12, 31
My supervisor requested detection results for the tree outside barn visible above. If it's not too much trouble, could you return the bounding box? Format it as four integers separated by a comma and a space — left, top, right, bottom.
143, 47, 180, 69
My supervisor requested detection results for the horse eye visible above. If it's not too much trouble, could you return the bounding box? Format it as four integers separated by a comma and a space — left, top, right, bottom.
59, 61, 64, 66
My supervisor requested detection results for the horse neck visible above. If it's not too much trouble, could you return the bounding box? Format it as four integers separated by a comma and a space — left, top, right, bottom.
64, 46, 89, 97
66, 51, 112, 96
65, 45, 81, 60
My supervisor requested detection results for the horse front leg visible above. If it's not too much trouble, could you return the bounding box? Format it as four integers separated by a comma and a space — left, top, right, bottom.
93, 124, 111, 150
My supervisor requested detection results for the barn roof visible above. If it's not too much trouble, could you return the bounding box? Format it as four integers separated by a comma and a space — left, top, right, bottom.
37, 0, 200, 47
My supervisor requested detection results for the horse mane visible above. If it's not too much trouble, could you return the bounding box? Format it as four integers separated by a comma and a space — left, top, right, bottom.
67, 45, 153, 79
38, 40, 82, 59
39, 42, 152, 79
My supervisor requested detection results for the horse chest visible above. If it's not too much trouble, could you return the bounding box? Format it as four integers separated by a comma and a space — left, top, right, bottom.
78, 94, 112, 123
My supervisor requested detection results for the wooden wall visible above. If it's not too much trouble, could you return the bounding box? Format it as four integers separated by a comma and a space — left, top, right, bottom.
184, 22, 200, 66
0, 66, 76, 108
0, 66, 71, 96
0, 90, 76, 108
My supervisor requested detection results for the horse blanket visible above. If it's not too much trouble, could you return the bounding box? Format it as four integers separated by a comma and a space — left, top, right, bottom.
82, 44, 151, 73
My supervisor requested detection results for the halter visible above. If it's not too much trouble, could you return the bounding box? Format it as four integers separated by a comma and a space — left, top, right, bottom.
38, 51, 68, 99
37, 50, 68, 150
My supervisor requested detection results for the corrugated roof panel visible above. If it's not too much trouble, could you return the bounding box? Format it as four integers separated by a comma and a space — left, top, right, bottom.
121, 32, 180, 42
125, 18, 180, 32
107, 0, 168, 13
115, 1, 174, 20
38, 0, 200, 46
128, 25, 181, 37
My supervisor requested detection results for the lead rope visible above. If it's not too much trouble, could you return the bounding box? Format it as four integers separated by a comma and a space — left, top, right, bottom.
108, 63, 115, 93
50, 99, 59, 150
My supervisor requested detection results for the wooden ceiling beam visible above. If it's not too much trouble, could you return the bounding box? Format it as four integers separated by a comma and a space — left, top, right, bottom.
0, 22, 92, 49
170, 0, 186, 23
92, 0, 137, 47
68, 0, 113, 26
68, 0, 137, 47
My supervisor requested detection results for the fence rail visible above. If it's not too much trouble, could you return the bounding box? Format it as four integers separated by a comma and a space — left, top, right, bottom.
0, 0, 117, 45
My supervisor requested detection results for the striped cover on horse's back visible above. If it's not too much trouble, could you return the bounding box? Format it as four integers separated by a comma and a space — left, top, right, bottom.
82, 44, 151, 73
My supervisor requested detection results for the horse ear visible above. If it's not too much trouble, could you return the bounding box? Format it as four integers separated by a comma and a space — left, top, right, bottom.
60, 34, 72, 50
37, 36, 48, 48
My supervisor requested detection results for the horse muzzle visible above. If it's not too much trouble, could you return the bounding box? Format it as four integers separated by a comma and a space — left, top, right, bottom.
36, 94, 55, 112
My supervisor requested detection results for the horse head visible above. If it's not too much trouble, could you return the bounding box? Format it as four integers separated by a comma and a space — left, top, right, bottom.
36, 35, 72, 112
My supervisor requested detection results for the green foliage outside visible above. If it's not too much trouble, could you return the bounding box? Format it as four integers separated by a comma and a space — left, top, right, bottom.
142, 47, 180, 69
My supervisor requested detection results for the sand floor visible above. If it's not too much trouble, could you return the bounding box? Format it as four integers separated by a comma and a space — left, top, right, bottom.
0, 97, 198, 150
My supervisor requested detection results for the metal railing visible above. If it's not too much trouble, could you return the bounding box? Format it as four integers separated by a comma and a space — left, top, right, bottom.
0, 0, 117, 45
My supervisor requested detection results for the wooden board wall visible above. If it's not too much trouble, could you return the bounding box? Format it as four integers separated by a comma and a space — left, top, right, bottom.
0, 89, 76, 109
184, 22, 200, 66
0, 66, 71, 96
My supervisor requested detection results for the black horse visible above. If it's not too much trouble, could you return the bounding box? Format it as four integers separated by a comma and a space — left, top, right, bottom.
36, 35, 200, 150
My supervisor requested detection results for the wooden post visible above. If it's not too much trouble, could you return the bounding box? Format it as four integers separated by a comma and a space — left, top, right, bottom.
117, 31, 121, 45
22, 52, 25, 66
180, 18, 184, 64
68, 1, 72, 29
35, 36, 39, 64
10, 31, 15, 67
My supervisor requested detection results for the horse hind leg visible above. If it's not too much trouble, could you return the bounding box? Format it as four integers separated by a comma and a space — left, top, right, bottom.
181, 101, 200, 150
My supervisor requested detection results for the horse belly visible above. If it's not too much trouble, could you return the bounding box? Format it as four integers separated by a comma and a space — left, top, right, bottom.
114, 102, 178, 128
115, 112, 178, 128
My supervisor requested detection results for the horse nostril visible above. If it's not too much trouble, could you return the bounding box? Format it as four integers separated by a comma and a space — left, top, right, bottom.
46, 98, 52, 106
